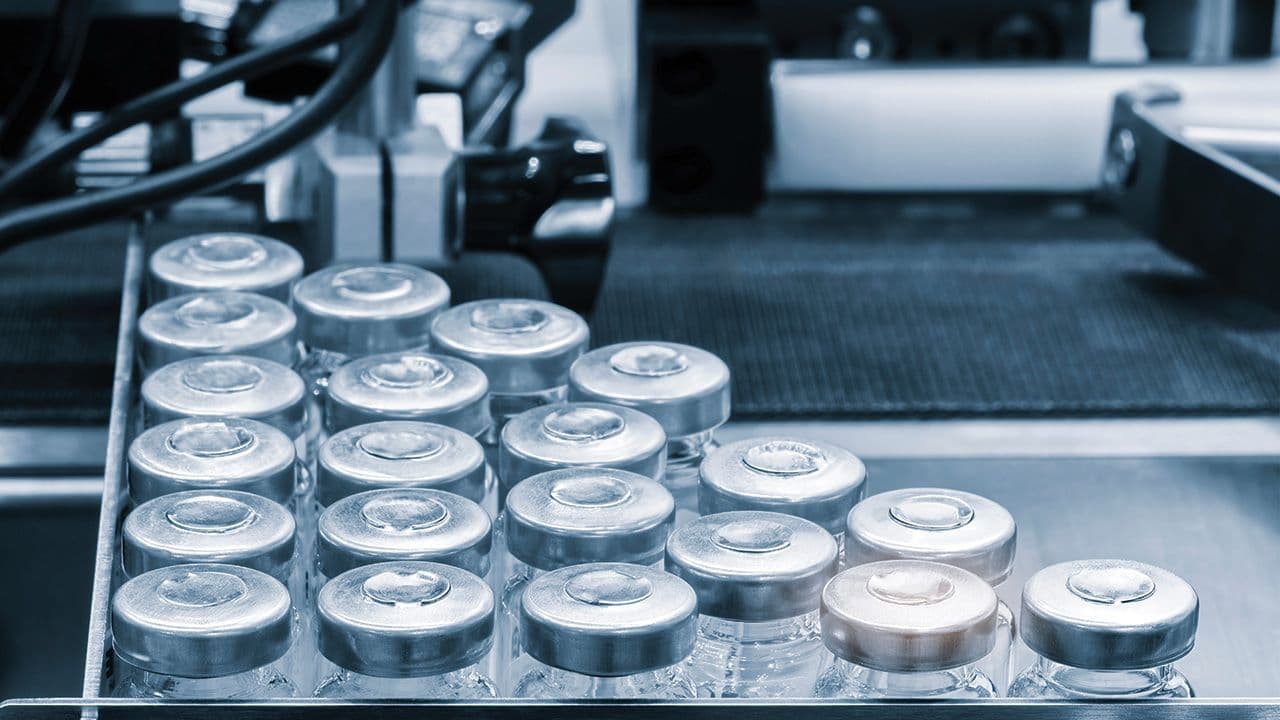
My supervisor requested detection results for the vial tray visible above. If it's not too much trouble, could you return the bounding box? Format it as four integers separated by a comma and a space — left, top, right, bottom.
7, 228, 1273, 718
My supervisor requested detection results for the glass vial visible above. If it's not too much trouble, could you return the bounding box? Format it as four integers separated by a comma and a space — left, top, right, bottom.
1009, 559, 1198, 699
112, 564, 295, 698
137, 291, 299, 376
569, 342, 731, 526
315, 420, 491, 515
291, 263, 450, 399
314, 561, 496, 699
499, 467, 675, 693
845, 488, 1017, 691
664, 511, 838, 698
430, 298, 590, 466
148, 232, 303, 303
816, 560, 999, 699
699, 437, 866, 544
127, 417, 296, 508
513, 562, 697, 699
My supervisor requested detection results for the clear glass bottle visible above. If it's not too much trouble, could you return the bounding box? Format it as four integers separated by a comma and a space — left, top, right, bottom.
512, 563, 697, 699
121, 490, 306, 683
315, 420, 491, 519
815, 560, 999, 699
291, 263, 450, 401
1009, 559, 1198, 699
569, 342, 731, 526
148, 232, 304, 303
112, 564, 296, 698
664, 511, 838, 697
699, 437, 866, 545
499, 467, 675, 693
845, 488, 1017, 691
313, 561, 496, 699
140, 355, 314, 510
430, 298, 590, 472
324, 352, 494, 512
137, 291, 299, 377
127, 417, 296, 508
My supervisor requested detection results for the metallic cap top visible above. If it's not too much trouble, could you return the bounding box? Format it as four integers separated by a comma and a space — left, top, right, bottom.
505, 468, 675, 571
699, 438, 868, 536
821, 560, 999, 672
430, 299, 589, 393
845, 488, 1017, 586
122, 490, 296, 582
318, 488, 492, 578
112, 564, 291, 678
316, 421, 487, 507
519, 562, 697, 676
317, 561, 494, 678
325, 352, 491, 436
292, 263, 449, 355
568, 341, 731, 437
148, 233, 303, 302
141, 355, 307, 439
128, 417, 296, 505
1020, 559, 1198, 670
498, 402, 666, 499
665, 511, 838, 622
138, 291, 299, 371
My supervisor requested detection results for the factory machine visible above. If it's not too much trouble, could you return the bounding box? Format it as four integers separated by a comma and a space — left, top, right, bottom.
0, 0, 1278, 716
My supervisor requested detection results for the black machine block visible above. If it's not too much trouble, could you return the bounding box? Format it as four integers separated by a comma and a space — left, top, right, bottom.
642, 5, 771, 213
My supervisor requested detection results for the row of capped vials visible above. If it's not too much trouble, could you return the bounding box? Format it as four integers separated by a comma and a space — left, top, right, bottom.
109, 232, 1199, 700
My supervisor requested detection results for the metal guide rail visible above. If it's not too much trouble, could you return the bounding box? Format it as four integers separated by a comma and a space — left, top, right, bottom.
45, 225, 1280, 715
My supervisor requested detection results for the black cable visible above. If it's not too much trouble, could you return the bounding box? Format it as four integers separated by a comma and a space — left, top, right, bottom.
0, 0, 400, 248
0, 0, 94, 159
0, 5, 364, 200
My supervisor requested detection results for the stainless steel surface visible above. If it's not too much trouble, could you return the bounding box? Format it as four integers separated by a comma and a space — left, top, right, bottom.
430, 300, 590, 395
665, 511, 838, 623
325, 353, 491, 435
316, 421, 488, 507
846, 488, 1017, 586
504, 468, 675, 571
0, 427, 105, 475
822, 560, 999, 673
699, 437, 867, 536
337, 1, 419, 140
569, 342, 732, 439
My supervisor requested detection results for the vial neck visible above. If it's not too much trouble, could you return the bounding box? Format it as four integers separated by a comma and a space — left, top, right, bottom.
1036, 656, 1178, 697
327, 667, 486, 698
129, 666, 277, 699
835, 658, 979, 697
489, 386, 567, 427
698, 612, 821, 646
667, 430, 717, 465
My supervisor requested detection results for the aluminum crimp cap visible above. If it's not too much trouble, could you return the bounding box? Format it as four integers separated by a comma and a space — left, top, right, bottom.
316, 421, 487, 508
498, 402, 667, 501
519, 562, 697, 677
1020, 559, 1198, 670
317, 561, 494, 678
505, 468, 675, 571
665, 511, 838, 622
699, 437, 867, 536
325, 352, 491, 436
292, 263, 449, 355
568, 341, 731, 438
148, 232, 303, 303
845, 488, 1017, 586
821, 560, 998, 673
430, 299, 589, 394
138, 291, 299, 372
122, 490, 296, 582
112, 564, 292, 678
318, 488, 492, 579
128, 417, 296, 505
141, 355, 307, 439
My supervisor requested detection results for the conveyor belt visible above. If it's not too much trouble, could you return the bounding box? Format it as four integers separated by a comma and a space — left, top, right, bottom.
590, 198, 1280, 417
